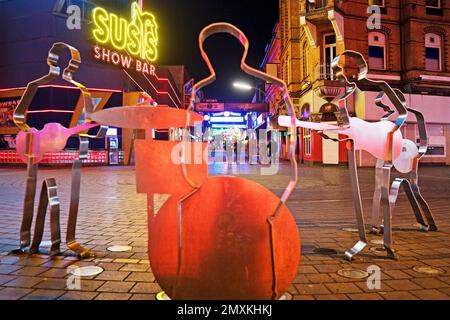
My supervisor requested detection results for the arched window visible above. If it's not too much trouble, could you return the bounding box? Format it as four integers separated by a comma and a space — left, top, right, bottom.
425, 33, 442, 71
368, 31, 386, 70
300, 103, 310, 120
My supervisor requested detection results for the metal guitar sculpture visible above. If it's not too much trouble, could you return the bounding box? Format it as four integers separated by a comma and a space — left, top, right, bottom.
13, 42, 106, 258
279, 50, 436, 260
91, 23, 300, 300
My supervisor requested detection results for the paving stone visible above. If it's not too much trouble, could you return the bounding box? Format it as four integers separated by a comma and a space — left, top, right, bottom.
95, 292, 132, 300
11, 266, 49, 277
97, 281, 135, 293
295, 284, 331, 295
325, 282, 363, 294
314, 294, 349, 300
58, 291, 98, 300
410, 289, 450, 300
384, 279, 424, 291
411, 277, 449, 289
0, 264, 23, 274
0, 287, 33, 300
94, 270, 130, 281
306, 273, 335, 284
34, 278, 68, 290
0, 274, 17, 286
3, 276, 43, 288
21, 289, 65, 300
378, 291, 420, 300
78, 280, 105, 292
125, 272, 155, 282
130, 293, 157, 300
130, 282, 162, 294
348, 293, 384, 300
119, 263, 149, 272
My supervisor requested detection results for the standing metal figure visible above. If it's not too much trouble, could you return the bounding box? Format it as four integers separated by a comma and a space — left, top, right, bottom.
13, 43, 106, 258
371, 90, 438, 240
279, 50, 437, 260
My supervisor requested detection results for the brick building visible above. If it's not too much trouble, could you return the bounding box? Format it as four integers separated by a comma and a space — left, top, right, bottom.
269, 0, 450, 166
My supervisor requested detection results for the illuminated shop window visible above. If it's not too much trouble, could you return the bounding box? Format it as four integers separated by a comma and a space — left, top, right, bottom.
368, 32, 386, 70
425, 33, 442, 71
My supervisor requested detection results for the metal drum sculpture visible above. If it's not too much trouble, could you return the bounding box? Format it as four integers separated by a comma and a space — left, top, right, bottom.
91, 23, 300, 300
279, 50, 437, 260
13, 43, 106, 258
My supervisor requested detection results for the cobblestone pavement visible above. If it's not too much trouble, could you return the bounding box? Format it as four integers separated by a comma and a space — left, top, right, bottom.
0, 163, 449, 300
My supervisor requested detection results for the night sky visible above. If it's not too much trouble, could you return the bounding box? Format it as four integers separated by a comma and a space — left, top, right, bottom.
145, 0, 279, 102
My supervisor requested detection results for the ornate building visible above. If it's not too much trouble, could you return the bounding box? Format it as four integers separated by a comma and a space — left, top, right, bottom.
273, 0, 450, 166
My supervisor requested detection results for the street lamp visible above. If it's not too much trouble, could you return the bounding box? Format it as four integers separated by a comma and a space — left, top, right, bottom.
232, 81, 265, 97
233, 81, 253, 91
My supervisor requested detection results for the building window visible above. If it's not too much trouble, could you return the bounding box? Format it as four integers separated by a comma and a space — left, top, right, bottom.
426, 0, 441, 8
303, 128, 312, 156
302, 42, 309, 80
419, 124, 446, 157
307, 0, 327, 11
369, 0, 385, 7
425, 33, 442, 71
368, 32, 386, 70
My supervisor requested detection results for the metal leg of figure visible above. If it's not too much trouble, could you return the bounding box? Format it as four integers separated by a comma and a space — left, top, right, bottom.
390, 178, 428, 231
19, 159, 38, 251
345, 141, 367, 260
370, 159, 384, 234
381, 164, 396, 259
66, 136, 92, 259
29, 179, 61, 256
409, 165, 437, 231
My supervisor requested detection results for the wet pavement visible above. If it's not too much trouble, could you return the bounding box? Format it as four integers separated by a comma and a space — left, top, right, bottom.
0, 163, 449, 300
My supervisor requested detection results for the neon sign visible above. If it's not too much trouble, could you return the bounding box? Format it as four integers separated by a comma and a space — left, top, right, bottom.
92, 2, 158, 62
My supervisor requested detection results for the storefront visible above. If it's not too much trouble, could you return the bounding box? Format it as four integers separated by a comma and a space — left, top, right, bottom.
0, 0, 185, 166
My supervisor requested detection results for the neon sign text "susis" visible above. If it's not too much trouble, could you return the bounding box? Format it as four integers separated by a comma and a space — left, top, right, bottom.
92, 2, 158, 62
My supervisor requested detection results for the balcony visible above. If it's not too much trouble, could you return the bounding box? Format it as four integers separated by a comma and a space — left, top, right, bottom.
305, 0, 334, 21
313, 63, 344, 102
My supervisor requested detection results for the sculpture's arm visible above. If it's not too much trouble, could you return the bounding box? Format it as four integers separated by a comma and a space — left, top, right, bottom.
407, 107, 428, 159
331, 50, 408, 132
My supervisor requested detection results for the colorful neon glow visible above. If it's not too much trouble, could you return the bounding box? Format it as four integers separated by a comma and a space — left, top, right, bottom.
92, 2, 158, 62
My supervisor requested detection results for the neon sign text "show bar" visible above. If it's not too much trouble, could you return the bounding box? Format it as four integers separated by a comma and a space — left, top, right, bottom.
92, 2, 158, 62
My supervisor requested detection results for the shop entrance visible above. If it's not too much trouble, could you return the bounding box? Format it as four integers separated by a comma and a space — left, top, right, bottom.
320, 103, 339, 165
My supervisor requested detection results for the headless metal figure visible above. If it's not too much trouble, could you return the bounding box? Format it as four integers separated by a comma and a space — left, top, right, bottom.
13, 43, 106, 258
331, 51, 408, 260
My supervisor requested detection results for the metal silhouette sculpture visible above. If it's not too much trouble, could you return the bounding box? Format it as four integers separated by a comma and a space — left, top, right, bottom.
91, 22, 300, 300
13, 42, 106, 258
279, 50, 436, 260
371, 90, 437, 236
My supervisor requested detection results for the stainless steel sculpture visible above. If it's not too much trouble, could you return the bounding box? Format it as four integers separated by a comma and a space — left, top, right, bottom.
13, 42, 106, 258
279, 50, 437, 260
371, 90, 438, 240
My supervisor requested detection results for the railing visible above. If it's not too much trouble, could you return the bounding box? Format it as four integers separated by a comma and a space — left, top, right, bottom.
306, 0, 330, 12
314, 63, 337, 81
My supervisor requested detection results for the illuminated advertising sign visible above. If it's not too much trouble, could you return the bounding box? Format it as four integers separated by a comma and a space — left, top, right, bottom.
92, 2, 158, 76
0, 98, 20, 128
195, 103, 268, 113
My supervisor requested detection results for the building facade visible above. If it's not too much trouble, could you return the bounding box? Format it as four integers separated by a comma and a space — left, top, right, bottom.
275, 0, 450, 166
0, 0, 188, 166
